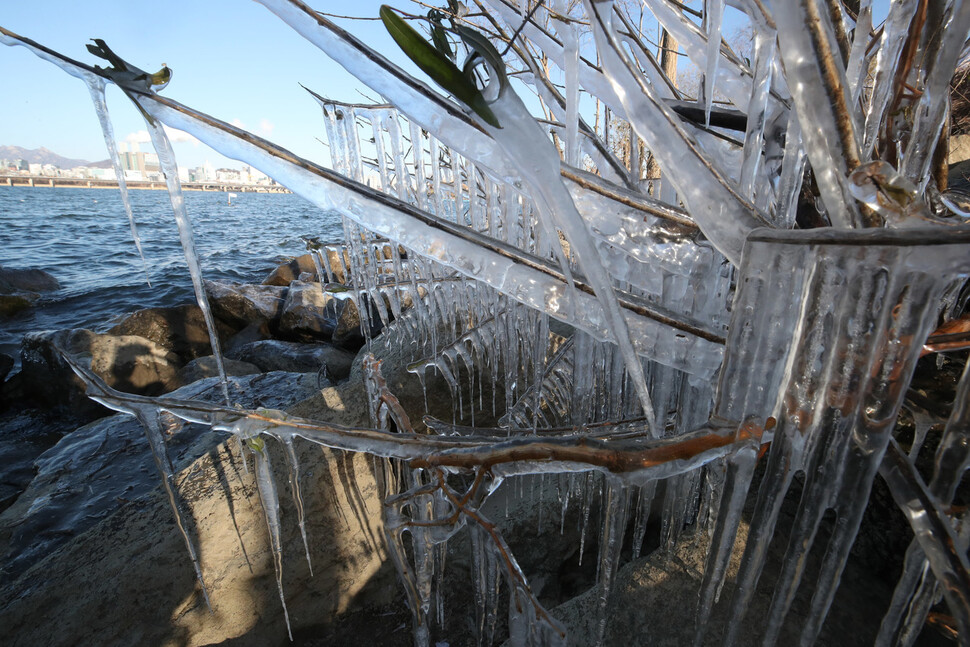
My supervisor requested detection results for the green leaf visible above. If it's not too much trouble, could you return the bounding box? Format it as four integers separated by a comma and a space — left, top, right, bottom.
431, 23, 453, 61
379, 5, 500, 128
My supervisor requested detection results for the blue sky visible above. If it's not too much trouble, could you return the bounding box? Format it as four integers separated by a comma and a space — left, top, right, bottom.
0, 0, 409, 169
1, 1, 891, 171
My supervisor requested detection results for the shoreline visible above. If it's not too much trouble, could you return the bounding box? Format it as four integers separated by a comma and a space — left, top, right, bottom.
0, 176, 290, 193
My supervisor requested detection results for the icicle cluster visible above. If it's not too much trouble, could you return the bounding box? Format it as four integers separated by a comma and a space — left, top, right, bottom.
4, 0, 970, 645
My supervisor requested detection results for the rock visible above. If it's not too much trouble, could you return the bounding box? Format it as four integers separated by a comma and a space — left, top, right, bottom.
331, 295, 386, 350
0, 353, 12, 383
0, 410, 82, 513
262, 249, 352, 286
0, 293, 38, 317
0, 371, 322, 582
20, 329, 183, 417
0, 374, 397, 647
0, 266, 59, 293
224, 320, 273, 355
204, 279, 287, 328
108, 304, 235, 362
278, 280, 343, 341
228, 339, 356, 380
262, 252, 319, 286
176, 355, 261, 384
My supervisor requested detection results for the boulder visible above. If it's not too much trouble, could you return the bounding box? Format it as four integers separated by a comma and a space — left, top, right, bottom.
108, 304, 235, 362
262, 249, 352, 286
224, 320, 273, 356
0, 410, 82, 513
204, 280, 287, 328
0, 353, 12, 383
0, 371, 322, 582
20, 329, 183, 417
228, 339, 356, 379
278, 280, 343, 341
0, 294, 37, 317
0, 374, 398, 647
331, 294, 387, 350
176, 355, 261, 384
0, 266, 59, 293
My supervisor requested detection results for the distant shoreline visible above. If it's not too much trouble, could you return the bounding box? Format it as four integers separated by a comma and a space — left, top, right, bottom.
0, 175, 290, 193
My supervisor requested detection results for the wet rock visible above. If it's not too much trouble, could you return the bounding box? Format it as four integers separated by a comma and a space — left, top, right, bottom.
176, 355, 261, 384
278, 281, 344, 341
262, 249, 352, 286
263, 252, 320, 286
228, 339, 355, 379
204, 279, 287, 328
20, 329, 183, 417
0, 371, 321, 583
0, 266, 60, 293
0, 353, 12, 383
108, 304, 235, 362
0, 293, 38, 317
0, 410, 82, 513
0, 374, 397, 647
224, 320, 274, 355
331, 295, 386, 350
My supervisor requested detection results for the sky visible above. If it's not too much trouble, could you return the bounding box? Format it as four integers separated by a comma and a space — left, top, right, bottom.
0, 0, 414, 169
1, 1, 891, 172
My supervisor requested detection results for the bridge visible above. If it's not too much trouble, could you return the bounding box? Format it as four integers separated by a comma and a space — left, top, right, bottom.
1, 175, 290, 193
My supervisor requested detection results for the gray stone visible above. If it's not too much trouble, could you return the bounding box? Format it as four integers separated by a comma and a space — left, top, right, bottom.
204, 279, 287, 328
0, 266, 59, 293
0, 353, 12, 383
224, 320, 274, 355
20, 329, 183, 417
278, 280, 344, 341
228, 339, 355, 379
176, 355, 261, 384
108, 304, 235, 362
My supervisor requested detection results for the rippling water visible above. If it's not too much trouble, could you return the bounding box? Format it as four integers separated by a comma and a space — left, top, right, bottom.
0, 186, 342, 363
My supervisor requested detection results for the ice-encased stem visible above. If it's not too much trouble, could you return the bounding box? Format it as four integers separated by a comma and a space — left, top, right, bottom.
143, 119, 231, 404
584, 0, 767, 266
771, 0, 866, 228
84, 78, 152, 286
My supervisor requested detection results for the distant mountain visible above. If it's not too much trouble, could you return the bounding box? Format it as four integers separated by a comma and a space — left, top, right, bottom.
0, 145, 110, 169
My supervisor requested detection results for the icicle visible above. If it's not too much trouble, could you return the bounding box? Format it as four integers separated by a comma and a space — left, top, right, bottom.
84, 78, 152, 286
280, 434, 313, 575
631, 480, 656, 561
137, 407, 211, 608
251, 437, 293, 641
700, 0, 724, 128
554, 3, 581, 167
693, 444, 757, 646
737, 28, 775, 201
593, 478, 630, 647
143, 118, 231, 404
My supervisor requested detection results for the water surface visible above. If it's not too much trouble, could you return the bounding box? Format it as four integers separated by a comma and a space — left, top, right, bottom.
0, 186, 342, 363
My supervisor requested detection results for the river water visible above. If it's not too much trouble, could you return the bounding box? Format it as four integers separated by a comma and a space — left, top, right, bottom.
0, 186, 342, 363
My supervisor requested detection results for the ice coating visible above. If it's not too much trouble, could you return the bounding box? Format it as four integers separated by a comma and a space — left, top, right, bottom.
584, 0, 767, 265
85, 78, 152, 286
5, 3, 970, 646
143, 118, 232, 404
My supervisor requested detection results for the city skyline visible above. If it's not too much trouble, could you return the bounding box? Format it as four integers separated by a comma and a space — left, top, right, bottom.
0, 0, 413, 170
